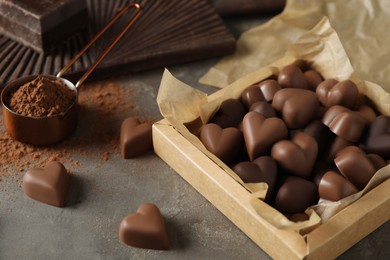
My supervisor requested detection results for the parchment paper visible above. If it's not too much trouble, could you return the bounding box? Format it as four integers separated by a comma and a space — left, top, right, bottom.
200, 0, 390, 94
157, 18, 390, 232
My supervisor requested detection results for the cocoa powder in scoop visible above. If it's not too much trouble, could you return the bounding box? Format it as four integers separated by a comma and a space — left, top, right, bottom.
9, 76, 76, 117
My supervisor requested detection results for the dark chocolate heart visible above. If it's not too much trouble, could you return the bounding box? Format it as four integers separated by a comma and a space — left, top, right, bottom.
319, 171, 359, 201
200, 123, 243, 164
120, 117, 153, 159
242, 111, 288, 161
334, 146, 382, 190
119, 203, 170, 250
278, 64, 309, 89
272, 88, 320, 128
22, 161, 70, 207
322, 105, 366, 142
210, 99, 246, 128
316, 79, 359, 108
274, 176, 318, 214
304, 120, 334, 159
271, 132, 318, 178
232, 156, 277, 202
360, 115, 390, 159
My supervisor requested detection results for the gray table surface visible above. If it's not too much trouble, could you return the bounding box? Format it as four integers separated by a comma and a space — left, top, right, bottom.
1, 15, 389, 260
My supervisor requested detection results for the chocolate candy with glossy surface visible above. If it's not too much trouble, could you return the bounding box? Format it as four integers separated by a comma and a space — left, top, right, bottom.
22, 161, 70, 207
241, 86, 265, 109
200, 123, 243, 164
316, 79, 359, 109
272, 88, 320, 129
303, 70, 323, 90
278, 65, 309, 89
258, 79, 281, 102
271, 132, 318, 178
119, 203, 170, 250
242, 112, 288, 160
120, 118, 153, 159
249, 101, 277, 118
274, 176, 318, 214
210, 99, 246, 128
319, 171, 359, 201
360, 115, 390, 159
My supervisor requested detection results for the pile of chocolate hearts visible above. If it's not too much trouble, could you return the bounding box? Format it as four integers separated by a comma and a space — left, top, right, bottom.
199, 62, 390, 220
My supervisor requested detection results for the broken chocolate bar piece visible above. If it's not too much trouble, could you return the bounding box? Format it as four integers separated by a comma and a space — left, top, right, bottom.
0, 0, 88, 52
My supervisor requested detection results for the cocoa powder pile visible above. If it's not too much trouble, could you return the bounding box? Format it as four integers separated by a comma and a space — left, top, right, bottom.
9, 76, 76, 117
1, 80, 147, 175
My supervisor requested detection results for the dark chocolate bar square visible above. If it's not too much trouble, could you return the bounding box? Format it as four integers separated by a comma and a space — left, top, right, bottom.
0, 0, 89, 52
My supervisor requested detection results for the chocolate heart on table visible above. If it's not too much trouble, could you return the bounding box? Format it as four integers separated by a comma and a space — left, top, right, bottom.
278, 64, 309, 89
119, 203, 170, 250
232, 156, 278, 202
242, 111, 288, 161
200, 123, 243, 164
271, 132, 318, 178
303, 70, 323, 90
210, 99, 246, 128
249, 101, 277, 118
257, 79, 281, 102
22, 161, 70, 207
316, 79, 359, 108
334, 146, 383, 190
274, 176, 318, 214
319, 171, 359, 201
241, 86, 265, 109
322, 105, 366, 142
272, 88, 319, 129
360, 115, 390, 159
120, 117, 153, 159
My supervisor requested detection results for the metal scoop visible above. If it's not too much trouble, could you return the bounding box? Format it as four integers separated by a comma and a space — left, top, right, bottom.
1, 3, 142, 145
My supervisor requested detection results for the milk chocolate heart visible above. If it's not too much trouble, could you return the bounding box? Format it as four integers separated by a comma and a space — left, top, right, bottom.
120, 117, 153, 159
322, 105, 366, 142
278, 65, 309, 89
200, 123, 243, 164
274, 176, 318, 214
258, 79, 281, 102
119, 203, 170, 250
210, 99, 246, 128
323, 136, 354, 162
242, 111, 288, 161
22, 161, 70, 207
272, 88, 320, 128
241, 86, 265, 109
232, 156, 277, 202
334, 146, 383, 190
319, 171, 359, 201
303, 70, 323, 90
316, 79, 359, 108
271, 132, 318, 178
304, 120, 334, 159
249, 101, 277, 118
360, 115, 390, 159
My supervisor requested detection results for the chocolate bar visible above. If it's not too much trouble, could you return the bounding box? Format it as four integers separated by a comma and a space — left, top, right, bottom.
0, 0, 88, 52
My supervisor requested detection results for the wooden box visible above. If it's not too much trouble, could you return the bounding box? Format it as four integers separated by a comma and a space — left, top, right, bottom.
153, 119, 390, 259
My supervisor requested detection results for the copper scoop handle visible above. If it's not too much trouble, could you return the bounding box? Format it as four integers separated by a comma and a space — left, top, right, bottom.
56, 2, 142, 88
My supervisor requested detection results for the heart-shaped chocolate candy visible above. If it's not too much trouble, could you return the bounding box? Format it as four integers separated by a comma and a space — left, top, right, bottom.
200, 123, 243, 164
319, 171, 359, 201
322, 105, 366, 142
272, 88, 320, 129
22, 161, 70, 207
274, 176, 318, 214
278, 65, 309, 89
232, 156, 277, 202
210, 99, 246, 128
271, 132, 318, 178
258, 79, 281, 102
120, 117, 153, 159
304, 120, 334, 159
334, 146, 384, 190
119, 203, 170, 250
249, 101, 277, 118
241, 86, 265, 109
242, 112, 288, 161
303, 70, 323, 90
360, 115, 390, 159
316, 79, 359, 108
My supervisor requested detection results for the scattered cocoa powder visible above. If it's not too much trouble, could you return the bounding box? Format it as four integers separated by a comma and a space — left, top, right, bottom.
1, 80, 154, 177
9, 76, 76, 117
